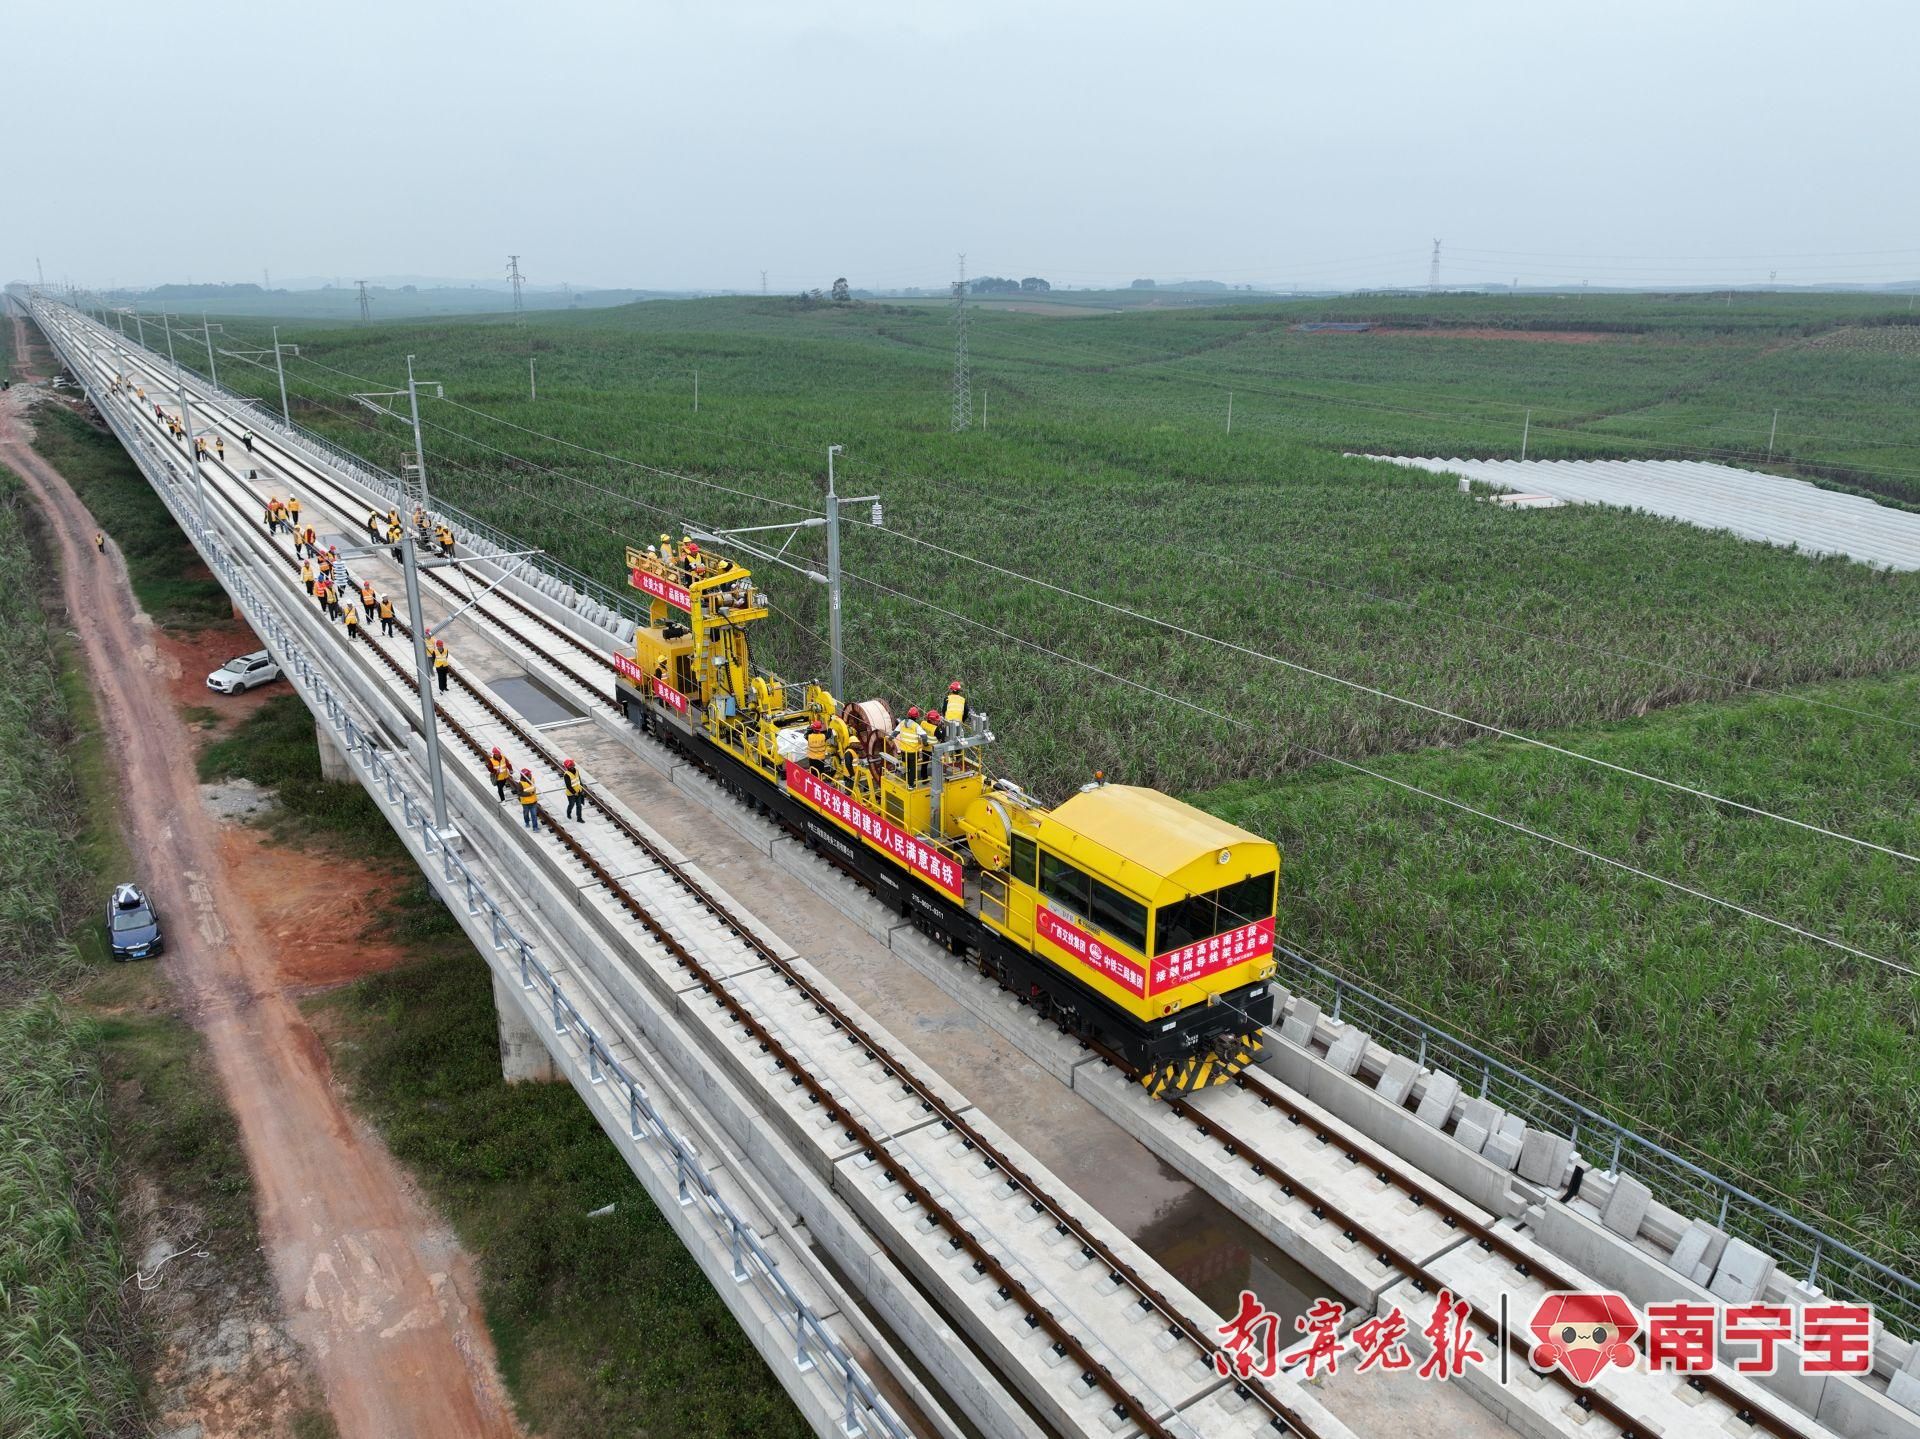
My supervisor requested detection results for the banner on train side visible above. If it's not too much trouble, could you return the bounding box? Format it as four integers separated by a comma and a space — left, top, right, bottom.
784, 761, 964, 900
1035, 906, 1147, 997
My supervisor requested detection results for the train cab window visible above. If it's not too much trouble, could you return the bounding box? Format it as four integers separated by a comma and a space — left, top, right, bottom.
1010, 834, 1038, 888
1039, 850, 1147, 954
1155, 871, 1277, 954
1090, 883, 1148, 955
1038, 851, 1089, 914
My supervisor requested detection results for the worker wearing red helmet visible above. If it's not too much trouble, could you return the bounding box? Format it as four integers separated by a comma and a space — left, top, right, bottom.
562, 758, 587, 822
517, 768, 540, 831
805, 718, 830, 774
488, 747, 513, 801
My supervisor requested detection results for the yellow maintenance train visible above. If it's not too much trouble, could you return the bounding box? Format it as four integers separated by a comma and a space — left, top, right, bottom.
611, 541, 1278, 1095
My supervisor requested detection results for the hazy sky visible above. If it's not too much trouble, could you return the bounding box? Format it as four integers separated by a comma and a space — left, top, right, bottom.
11, 0, 1918, 293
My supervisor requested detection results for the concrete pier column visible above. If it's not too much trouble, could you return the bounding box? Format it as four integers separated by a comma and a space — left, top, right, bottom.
493, 972, 558, 1083
315, 720, 355, 783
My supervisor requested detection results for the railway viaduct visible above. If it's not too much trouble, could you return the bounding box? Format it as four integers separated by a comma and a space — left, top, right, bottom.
28, 293, 1920, 1439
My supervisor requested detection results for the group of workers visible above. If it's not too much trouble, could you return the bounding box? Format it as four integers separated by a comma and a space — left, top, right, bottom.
487, 746, 588, 832
291, 529, 411, 654
799, 682, 970, 788
644, 533, 742, 587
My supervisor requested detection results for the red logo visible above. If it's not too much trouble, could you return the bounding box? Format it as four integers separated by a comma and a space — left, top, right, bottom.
1529, 1292, 1639, 1384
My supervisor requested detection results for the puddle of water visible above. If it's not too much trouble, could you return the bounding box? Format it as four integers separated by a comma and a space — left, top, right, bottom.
1129, 1162, 1318, 1324
489, 674, 587, 728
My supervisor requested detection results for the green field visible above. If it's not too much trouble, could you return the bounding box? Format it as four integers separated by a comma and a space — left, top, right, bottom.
113, 292, 1920, 1269
0, 472, 141, 1439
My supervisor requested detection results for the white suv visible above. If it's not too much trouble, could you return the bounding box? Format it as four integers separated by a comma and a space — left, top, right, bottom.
206, 650, 281, 694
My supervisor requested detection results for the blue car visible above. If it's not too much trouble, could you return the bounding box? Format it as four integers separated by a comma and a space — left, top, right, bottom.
108, 883, 164, 960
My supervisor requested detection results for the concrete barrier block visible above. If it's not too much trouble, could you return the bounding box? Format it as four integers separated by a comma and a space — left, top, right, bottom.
1901, 1338, 1920, 1375
1668, 1220, 1729, 1285
1455, 1117, 1491, 1155
1414, 1071, 1460, 1129
1324, 1028, 1367, 1077
1516, 1129, 1574, 1188
1708, 1238, 1775, 1303
1601, 1175, 1653, 1239
1374, 1054, 1419, 1107
1891, 1370, 1920, 1414
1280, 998, 1320, 1049
1459, 1097, 1501, 1132
1481, 1122, 1524, 1172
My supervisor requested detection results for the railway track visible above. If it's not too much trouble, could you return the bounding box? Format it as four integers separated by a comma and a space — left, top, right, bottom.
68, 311, 1839, 1439
68, 314, 1350, 1439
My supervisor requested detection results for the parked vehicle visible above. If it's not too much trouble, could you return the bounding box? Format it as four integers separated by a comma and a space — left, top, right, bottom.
108, 883, 164, 960
206, 649, 281, 694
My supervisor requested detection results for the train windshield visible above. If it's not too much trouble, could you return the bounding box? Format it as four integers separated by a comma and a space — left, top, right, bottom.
1153, 871, 1275, 955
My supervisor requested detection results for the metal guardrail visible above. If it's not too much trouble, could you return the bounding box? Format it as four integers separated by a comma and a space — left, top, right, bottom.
42, 301, 904, 1438
1273, 944, 1920, 1337
68, 303, 649, 632
51, 294, 1920, 1344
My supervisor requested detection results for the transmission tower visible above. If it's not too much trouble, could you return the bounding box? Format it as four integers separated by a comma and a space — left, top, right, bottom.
760, 269, 768, 295
950, 253, 972, 433
1427, 239, 1442, 294
507, 253, 526, 318
354, 279, 372, 322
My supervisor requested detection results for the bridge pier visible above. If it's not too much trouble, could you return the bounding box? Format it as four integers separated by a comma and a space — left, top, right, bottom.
493, 972, 558, 1083
315, 720, 355, 783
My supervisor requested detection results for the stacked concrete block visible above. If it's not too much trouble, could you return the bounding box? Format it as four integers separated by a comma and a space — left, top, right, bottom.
1454, 1097, 1503, 1155
1374, 1053, 1420, 1107
1668, 1220, 1730, 1286
1516, 1129, 1576, 1189
1891, 1345, 1920, 1413
1279, 997, 1320, 1049
1413, 1071, 1460, 1129
1707, 1238, 1776, 1303
1481, 1115, 1526, 1172
1323, 1027, 1368, 1077
1600, 1175, 1653, 1239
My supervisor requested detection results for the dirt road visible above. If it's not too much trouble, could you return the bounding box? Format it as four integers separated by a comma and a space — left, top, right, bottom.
1, 381, 526, 1439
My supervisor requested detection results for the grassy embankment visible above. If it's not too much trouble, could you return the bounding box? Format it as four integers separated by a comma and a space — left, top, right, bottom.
5, 361, 317, 1437
200, 696, 808, 1438
27, 403, 228, 626
0, 458, 261, 1438
1206, 672, 1920, 1259
147, 293, 1920, 1271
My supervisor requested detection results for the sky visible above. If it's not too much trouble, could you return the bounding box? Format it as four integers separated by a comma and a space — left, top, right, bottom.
10, 0, 1919, 294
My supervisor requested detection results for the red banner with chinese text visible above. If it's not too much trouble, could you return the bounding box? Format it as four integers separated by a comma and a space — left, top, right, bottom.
630, 568, 691, 612
651, 676, 689, 714
1150, 917, 1275, 991
784, 761, 963, 899
1035, 906, 1148, 997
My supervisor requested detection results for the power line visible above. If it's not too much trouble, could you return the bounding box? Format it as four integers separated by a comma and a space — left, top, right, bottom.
855, 523, 1917, 864
831, 564, 1908, 975
282, 349, 819, 514
234, 322, 1920, 808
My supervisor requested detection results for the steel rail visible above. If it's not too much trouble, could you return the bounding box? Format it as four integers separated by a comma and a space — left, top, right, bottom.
81, 341, 1305, 1439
